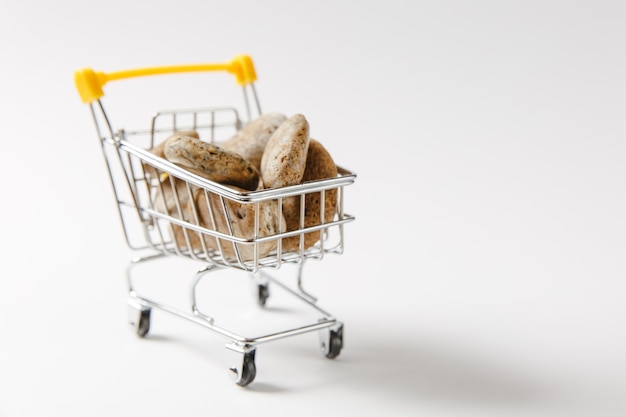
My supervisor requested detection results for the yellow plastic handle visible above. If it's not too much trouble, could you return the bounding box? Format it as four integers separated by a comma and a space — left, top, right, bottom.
74, 54, 257, 104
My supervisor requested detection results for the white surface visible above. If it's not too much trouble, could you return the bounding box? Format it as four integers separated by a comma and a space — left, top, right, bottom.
1, 1, 625, 416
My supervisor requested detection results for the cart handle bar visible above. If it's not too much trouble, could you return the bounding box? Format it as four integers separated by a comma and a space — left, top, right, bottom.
74, 54, 257, 104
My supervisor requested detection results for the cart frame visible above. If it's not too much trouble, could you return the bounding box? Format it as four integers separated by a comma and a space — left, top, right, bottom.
75, 55, 356, 386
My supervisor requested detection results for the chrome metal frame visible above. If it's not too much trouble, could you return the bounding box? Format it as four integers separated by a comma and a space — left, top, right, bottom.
86, 80, 356, 386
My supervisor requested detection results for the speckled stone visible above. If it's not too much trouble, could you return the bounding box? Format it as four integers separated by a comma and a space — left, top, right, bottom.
164, 135, 259, 190
260, 114, 310, 189
219, 112, 287, 171
282, 138, 339, 251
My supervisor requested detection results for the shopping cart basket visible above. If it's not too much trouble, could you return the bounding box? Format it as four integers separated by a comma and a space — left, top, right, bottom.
74, 54, 356, 386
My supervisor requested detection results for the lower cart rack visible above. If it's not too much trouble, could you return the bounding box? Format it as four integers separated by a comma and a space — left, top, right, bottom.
127, 256, 344, 386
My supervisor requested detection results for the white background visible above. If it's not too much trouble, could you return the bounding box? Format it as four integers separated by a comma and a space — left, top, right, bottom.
1, 1, 625, 416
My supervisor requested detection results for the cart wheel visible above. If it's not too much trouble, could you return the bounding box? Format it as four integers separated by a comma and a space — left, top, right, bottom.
257, 283, 269, 307
237, 353, 257, 387
136, 308, 151, 338
321, 324, 343, 359
229, 349, 257, 387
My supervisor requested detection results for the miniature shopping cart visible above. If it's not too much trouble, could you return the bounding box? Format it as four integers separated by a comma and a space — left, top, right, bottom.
74, 55, 356, 386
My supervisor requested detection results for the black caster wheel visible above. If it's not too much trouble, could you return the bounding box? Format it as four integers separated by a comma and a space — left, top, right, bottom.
136, 308, 151, 338
257, 283, 269, 307
129, 303, 151, 338
235, 352, 257, 387
227, 345, 257, 387
321, 324, 343, 359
